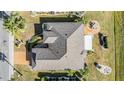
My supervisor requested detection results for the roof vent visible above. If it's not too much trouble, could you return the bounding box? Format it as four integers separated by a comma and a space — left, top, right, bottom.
65, 34, 68, 36
56, 51, 59, 54
48, 26, 53, 31
43, 24, 52, 31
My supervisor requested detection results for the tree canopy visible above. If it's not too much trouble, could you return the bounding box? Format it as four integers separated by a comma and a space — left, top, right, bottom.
3, 12, 26, 38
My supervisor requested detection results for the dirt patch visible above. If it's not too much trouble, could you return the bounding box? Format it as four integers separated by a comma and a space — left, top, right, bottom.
14, 51, 29, 65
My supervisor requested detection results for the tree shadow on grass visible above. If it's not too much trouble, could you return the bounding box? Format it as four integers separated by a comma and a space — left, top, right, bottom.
37, 72, 68, 77
35, 72, 68, 81
35, 71, 80, 81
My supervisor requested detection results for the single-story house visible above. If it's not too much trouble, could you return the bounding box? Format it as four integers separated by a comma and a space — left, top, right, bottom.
31, 22, 88, 70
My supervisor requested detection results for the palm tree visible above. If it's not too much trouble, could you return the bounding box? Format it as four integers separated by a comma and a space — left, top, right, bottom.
41, 76, 49, 81
67, 69, 75, 77
3, 12, 26, 38
79, 68, 89, 81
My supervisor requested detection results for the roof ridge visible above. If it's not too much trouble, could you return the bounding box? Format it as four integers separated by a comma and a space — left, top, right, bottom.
46, 24, 66, 59
47, 24, 65, 38
67, 24, 82, 38
48, 47, 59, 59
47, 22, 82, 38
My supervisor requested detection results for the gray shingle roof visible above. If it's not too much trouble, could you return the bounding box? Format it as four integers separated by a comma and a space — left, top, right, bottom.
31, 22, 82, 69
44, 22, 82, 38
32, 48, 58, 60
48, 36, 66, 59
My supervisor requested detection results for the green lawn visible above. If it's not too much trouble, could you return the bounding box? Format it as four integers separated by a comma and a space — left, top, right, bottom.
12, 65, 39, 81
114, 12, 124, 80
83, 12, 115, 81
12, 65, 78, 81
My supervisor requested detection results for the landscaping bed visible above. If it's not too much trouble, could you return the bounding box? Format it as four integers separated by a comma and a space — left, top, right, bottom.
13, 65, 81, 81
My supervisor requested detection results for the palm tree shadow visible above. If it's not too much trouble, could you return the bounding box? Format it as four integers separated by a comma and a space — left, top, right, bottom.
0, 52, 7, 62
0, 11, 9, 20
0, 52, 23, 76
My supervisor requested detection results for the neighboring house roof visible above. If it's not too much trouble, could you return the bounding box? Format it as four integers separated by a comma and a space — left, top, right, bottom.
0, 11, 14, 81
31, 22, 86, 70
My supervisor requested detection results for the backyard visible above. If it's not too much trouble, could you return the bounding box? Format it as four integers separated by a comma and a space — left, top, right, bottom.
84, 12, 115, 81
13, 11, 115, 81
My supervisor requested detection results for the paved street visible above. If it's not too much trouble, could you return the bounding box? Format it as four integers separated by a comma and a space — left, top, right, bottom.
0, 11, 14, 81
